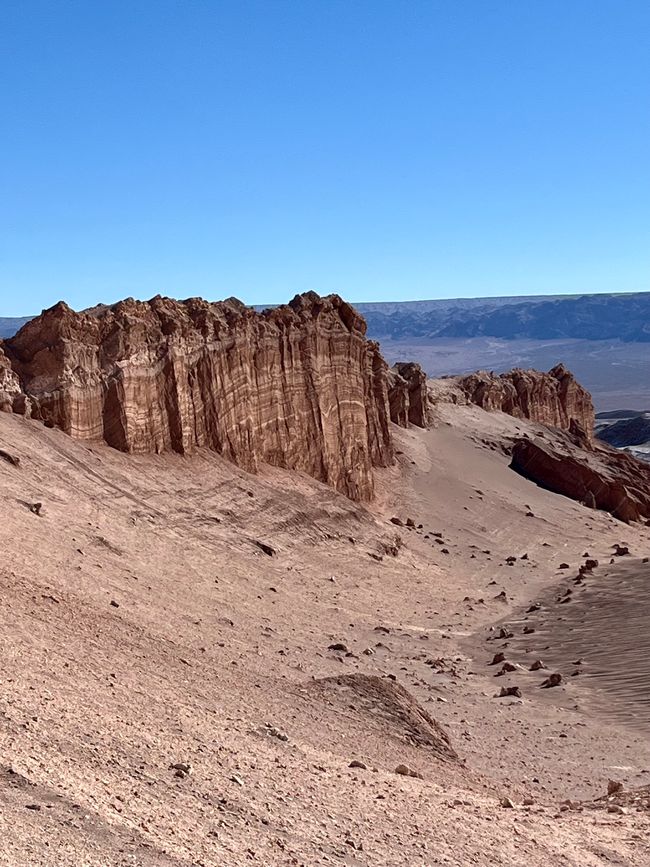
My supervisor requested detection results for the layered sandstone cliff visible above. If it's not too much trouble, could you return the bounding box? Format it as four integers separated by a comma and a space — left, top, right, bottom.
0, 292, 410, 501
457, 365, 594, 440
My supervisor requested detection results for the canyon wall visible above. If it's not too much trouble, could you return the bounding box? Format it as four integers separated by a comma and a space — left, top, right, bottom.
0, 292, 408, 501
457, 365, 594, 439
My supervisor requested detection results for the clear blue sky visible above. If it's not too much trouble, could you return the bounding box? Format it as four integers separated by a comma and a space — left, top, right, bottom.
2, 0, 649, 316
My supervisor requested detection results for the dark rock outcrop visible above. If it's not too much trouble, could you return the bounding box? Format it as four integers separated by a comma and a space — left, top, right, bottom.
597, 414, 650, 449
0, 292, 415, 501
511, 436, 650, 523
458, 365, 594, 439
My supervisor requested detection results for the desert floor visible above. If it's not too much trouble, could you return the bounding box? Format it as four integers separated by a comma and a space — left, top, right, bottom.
1, 401, 649, 866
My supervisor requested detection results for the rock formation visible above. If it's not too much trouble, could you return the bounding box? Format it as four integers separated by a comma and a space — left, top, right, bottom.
0, 346, 22, 413
458, 365, 594, 439
387, 362, 431, 428
0, 292, 415, 501
511, 436, 650, 523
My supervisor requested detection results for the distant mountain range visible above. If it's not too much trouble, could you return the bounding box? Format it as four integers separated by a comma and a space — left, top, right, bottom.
355, 291, 650, 342
0, 317, 32, 338
3, 290, 649, 343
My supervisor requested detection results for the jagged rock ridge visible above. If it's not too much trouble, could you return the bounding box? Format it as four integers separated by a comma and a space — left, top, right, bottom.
457, 365, 594, 440
0, 292, 431, 502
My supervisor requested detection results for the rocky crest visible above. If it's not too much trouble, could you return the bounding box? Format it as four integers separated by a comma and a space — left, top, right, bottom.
457, 365, 594, 440
0, 293, 431, 501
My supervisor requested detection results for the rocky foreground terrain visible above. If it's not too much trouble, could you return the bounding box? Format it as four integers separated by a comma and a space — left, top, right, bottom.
1, 294, 650, 866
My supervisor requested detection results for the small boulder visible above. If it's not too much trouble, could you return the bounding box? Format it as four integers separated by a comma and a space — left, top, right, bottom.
394, 763, 423, 779
497, 686, 521, 698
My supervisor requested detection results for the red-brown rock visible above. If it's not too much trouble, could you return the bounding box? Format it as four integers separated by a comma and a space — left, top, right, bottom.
387, 362, 431, 428
458, 365, 594, 439
1, 292, 405, 501
511, 436, 650, 523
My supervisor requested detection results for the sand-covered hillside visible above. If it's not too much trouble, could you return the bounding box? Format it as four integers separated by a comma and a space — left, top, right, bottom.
1, 397, 650, 865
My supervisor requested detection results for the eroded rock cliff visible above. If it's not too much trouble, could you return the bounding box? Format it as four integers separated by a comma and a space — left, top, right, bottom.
511, 436, 650, 524
387, 362, 431, 428
0, 292, 406, 500
458, 365, 594, 440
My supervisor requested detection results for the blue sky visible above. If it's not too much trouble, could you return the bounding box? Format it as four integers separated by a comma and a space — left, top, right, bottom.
1, 0, 649, 315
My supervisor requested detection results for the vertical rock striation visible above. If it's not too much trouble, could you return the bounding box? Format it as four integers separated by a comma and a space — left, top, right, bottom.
1, 292, 405, 501
457, 365, 594, 440
387, 362, 431, 428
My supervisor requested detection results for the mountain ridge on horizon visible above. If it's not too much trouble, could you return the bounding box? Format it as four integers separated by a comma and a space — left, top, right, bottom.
2, 289, 650, 342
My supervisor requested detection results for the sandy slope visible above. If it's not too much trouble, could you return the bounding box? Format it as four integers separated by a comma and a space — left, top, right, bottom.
1, 405, 649, 866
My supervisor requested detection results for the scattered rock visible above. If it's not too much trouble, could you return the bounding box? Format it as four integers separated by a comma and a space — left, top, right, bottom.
390, 517, 404, 526
394, 763, 423, 779
559, 563, 570, 570
328, 642, 348, 652
110, 600, 120, 608
253, 540, 276, 557
607, 779, 623, 796
613, 544, 629, 556
349, 760, 368, 770
263, 723, 289, 742
494, 662, 517, 676
489, 652, 506, 665
497, 686, 521, 698
500, 797, 515, 809
0, 449, 20, 467
29, 502, 43, 516
529, 659, 546, 671
540, 672, 562, 688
